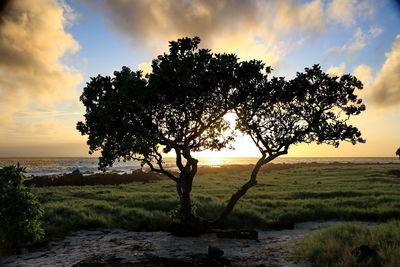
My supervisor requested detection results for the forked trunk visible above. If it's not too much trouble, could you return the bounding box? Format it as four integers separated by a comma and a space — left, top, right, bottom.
175, 164, 211, 234
211, 157, 266, 227
174, 155, 278, 233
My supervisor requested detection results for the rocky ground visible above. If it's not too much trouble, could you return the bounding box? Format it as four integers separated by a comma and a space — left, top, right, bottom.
0, 221, 348, 267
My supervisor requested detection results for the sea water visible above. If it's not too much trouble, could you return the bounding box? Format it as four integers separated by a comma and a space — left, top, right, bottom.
0, 157, 399, 176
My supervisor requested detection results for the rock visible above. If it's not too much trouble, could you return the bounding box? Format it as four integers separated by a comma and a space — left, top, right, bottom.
236, 230, 258, 241
72, 169, 81, 175
270, 221, 295, 230
215, 230, 236, 239
139, 254, 196, 267
215, 230, 258, 240
208, 246, 224, 258
72, 255, 127, 267
26, 240, 51, 252
191, 253, 231, 267
168, 222, 201, 237
17, 247, 29, 255
130, 240, 155, 251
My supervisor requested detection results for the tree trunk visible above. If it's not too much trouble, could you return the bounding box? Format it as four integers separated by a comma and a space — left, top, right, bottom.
211, 157, 265, 227
175, 160, 210, 234
173, 153, 281, 233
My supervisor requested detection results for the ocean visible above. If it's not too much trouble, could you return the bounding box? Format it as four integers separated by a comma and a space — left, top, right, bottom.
0, 157, 399, 177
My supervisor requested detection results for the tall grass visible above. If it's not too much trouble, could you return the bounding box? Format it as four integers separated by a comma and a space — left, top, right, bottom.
293, 221, 400, 267
31, 163, 400, 238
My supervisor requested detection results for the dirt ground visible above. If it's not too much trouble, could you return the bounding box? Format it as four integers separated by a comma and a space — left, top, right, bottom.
1, 221, 357, 267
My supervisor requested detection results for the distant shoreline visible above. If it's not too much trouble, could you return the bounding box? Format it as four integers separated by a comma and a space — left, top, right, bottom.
1, 157, 399, 177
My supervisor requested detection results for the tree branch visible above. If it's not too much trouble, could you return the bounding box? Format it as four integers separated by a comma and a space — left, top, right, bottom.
212, 152, 284, 227
142, 149, 179, 182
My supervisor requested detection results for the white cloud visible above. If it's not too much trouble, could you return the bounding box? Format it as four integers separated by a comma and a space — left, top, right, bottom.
369, 25, 384, 38
328, 0, 375, 27
328, 0, 358, 27
327, 26, 382, 56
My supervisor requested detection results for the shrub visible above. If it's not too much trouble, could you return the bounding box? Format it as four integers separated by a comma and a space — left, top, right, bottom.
0, 165, 44, 247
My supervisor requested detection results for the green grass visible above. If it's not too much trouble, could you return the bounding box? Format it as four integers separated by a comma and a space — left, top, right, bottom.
31, 163, 400, 238
293, 221, 400, 266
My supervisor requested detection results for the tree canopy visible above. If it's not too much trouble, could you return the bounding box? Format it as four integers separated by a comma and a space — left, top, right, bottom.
215, 65, 366, 224
77, 37, 242, 172
77, 37, 365, 232
236, 64, 365, 158
77, 37, 266, 230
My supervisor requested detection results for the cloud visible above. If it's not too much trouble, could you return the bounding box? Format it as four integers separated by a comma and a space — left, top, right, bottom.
327, 26, 382, 56
1, 119, 82, 142
369, 25, 384, 38
271, 0, 326, 35
0, 0, 82, 126
138, 62, 152, 75
352, 64, 372, 99
84, 0, 327, 65
328, 0, 375, 27
369, 35, 400, 107
353, 64, 373, 85
327, 62, 346, 76
0, 119, 88, 157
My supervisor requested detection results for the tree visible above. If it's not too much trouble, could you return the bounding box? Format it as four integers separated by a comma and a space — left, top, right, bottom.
396, 147, 400, 159
77, 37, 264, 232
217, 65, 366, 225
77, 37, 365, 233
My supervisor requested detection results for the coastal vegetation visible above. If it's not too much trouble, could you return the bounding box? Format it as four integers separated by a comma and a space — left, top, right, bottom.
0, 166, 44, 248
27, 163, 400, 239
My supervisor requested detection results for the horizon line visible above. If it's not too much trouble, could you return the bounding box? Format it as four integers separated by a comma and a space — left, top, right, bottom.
0, 156, 398, 159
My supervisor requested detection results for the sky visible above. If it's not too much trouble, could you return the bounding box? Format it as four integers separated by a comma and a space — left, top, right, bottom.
0, 0, 399, 158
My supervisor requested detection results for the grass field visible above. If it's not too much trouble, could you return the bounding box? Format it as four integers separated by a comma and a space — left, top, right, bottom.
30, 163, 400, 238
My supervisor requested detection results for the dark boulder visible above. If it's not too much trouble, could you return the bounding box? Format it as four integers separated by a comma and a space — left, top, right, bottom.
169, 222, 202, 237
208, 246, 224, 258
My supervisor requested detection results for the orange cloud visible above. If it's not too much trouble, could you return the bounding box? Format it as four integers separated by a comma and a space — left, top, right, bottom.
85, 0, 328, 65
370, 35, 400, 107
327, 62, 346, 76
351, 35, 400, 109
0, 0, 82, 126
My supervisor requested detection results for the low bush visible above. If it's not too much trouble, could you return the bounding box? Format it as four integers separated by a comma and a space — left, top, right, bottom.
0, 165, 44, 248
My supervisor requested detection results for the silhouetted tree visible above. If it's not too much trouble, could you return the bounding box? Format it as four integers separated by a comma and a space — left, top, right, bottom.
396, 147, 400, 159
213, 65, 366, 225
77, 37, 264, 232
77, 37, 365, 232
